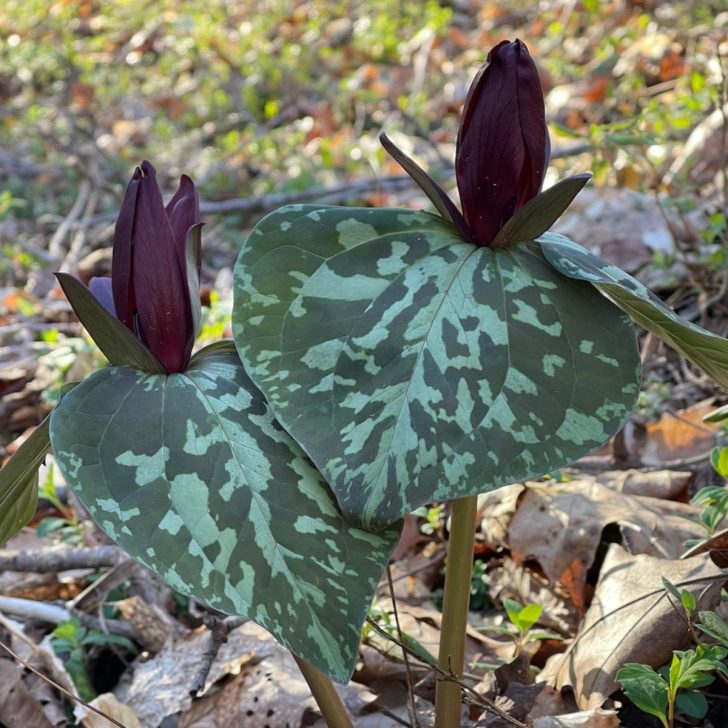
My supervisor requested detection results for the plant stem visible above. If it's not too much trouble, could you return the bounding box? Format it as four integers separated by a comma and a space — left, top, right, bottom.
435, 494, 478, 728
294, 656, 353, 728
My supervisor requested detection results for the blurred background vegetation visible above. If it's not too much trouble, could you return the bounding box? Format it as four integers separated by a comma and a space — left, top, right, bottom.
0, 0, 727, 442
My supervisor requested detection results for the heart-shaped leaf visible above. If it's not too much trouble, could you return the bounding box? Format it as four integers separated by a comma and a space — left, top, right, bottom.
539, 233, 728, 391
233, 205, 641, 529
49, 343, 400, 682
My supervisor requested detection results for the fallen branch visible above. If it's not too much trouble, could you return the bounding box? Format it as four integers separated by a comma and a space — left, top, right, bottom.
0, 544, 126, 573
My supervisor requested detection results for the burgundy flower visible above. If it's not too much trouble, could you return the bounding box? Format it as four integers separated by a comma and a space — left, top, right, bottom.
381, 39, 584, 248
89, 161, 201, 372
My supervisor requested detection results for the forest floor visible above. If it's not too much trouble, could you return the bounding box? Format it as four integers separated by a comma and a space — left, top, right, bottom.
1, 1, 728, 726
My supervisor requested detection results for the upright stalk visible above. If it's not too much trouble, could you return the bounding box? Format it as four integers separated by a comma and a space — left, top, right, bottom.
294, 656, 353, 728
435, 495, 478, 728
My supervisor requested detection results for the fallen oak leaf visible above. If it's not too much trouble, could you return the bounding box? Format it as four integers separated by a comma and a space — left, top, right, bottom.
539, 544, 726, 709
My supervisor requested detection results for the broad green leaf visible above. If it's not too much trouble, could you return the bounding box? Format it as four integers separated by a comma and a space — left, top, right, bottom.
710, 447, 728, 479
0, 416, 49, 546
56, 272, 165, 373
615, 663, 668, 723
676, 690, 708, 719
539, 233, 728, 391
490, 174, 591, 249
233, 205, 641, 529
49, 344, 400, 682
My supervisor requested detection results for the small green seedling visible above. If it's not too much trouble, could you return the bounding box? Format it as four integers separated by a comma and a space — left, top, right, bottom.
480, 599, 563, 658
51, 618, 136, 702
617, 644, 728, 728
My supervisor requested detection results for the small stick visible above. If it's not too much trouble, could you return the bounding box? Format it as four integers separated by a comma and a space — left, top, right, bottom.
387, 562, 418, 728
189, 614, 247, 696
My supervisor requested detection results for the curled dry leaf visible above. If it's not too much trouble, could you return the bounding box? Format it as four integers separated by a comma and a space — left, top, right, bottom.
595, 468, 692, 500
539, 544, 726, 709
76, 693, 141, 728
531, 709, 619, 727
0, 659, 55, 728
638, 400, 719, 467
505, 479, 706, 611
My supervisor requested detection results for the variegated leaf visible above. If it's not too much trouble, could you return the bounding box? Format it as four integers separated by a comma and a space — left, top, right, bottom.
233, 205, 641, 530
49, 344, 400, 682
539, 233, 728, 391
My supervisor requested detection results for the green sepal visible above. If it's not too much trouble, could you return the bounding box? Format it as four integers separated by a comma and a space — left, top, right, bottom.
49, 346, 400, 682
704, 404, 728, 423
379, 132, 470, 239
233, 204, 641, 529
490, 174, 591, 249
0, 416, 48, 546
539, 233, 728, 391
56, 272, 165, 373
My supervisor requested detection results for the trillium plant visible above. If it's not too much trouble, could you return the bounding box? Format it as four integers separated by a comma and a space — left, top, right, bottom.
4, 39, 728, 728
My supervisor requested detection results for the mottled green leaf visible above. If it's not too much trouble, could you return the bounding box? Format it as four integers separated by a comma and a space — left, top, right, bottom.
0, 416, 48, 546
56, 272, 165, 373
233, 205, 640, 529
539, 233, 728, 391
49, 345, 400, 682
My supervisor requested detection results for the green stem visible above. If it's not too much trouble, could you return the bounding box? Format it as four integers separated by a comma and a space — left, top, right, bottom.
435, 495, 478, 728
294, 656, 353, 728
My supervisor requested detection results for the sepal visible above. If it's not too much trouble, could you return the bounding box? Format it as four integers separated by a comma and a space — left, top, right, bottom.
56, 272, 165, 373
490, 174, 591, 248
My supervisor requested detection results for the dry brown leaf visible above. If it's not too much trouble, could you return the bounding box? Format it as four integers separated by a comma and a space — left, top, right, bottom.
479, 484, 525, 547
640, 400, 719, 466
539, 545, 726, 709
507, 479, 705, 608
531, 709, 619, 727
120, 621, 281, 726
596, 468, 692, 500
0, 659, 55, 728
77, 693, 141, 728
488, 559, 578, 635
178, 649, 316, 728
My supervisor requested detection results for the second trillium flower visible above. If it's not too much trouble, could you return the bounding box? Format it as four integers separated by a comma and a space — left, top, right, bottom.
381, 38, 587, 248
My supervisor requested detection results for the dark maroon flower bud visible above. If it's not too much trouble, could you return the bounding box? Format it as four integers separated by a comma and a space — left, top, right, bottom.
380, 39, 586, 249
91, 161, 201, 372
455, 39, 549, 245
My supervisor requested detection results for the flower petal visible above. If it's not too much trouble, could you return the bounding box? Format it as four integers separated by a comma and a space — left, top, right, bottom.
132, 160, 193, 372
88, 276, 116, 317
111, 167, 141, 329
166, 174, 201, 275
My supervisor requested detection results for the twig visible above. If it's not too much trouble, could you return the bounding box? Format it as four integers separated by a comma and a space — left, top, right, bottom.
0, 545, 126, 573
199, 174, 432, 216
0, 595, 137, 642
365, 618, 526, 728
188, 614, 247, 696
0, 638, 126, 728
47, 179, 92, 262
387, 563, 418, 728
